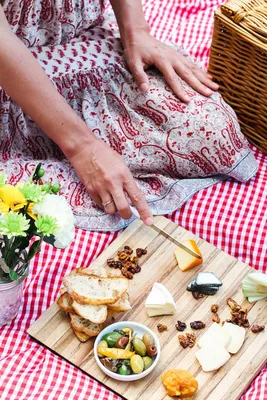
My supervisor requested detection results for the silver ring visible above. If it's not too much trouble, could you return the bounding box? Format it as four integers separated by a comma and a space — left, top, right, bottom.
102, 199, 114, 207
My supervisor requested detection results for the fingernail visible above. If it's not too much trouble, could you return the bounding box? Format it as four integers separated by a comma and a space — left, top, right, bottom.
140, 82, 149, 92
145, 217, 153, 225
212, 82, 219, 89
184, 95, 191, 103
206, 88, 214, 95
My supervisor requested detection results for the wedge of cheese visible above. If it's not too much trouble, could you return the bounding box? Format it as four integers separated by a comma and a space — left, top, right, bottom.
197, 323, 231, 349
174, 240, 203, 272
222, 323, 246, 354
195, 344, 230, 372
145, 282, 177, 317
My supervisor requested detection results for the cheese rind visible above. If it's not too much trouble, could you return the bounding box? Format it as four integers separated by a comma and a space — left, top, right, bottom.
195, 345, 230, 372
222, 323, 246, 354
174, 240, 203, 272
145, 283, 176, 317
197, 323, 231, 349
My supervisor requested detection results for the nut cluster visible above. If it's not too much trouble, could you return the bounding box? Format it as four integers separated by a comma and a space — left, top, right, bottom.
226, 298, 249, 328
190, 321, 206, 330
211, 304, 220, 323
178, 333, 196, 348
175, 320, 187, 332
107, 246, 147, 279
157, 323, 168, 332
251, 325, 265, 333
192, 291, 204, 300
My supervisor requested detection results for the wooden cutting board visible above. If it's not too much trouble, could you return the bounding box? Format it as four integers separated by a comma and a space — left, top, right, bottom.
27, 216, 267, 400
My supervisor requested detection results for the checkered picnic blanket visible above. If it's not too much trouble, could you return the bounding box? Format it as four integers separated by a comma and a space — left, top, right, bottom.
1, 1, 267, 399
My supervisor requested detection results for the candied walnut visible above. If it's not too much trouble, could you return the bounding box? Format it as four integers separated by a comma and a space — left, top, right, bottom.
251, 325, 265, 333
178, 334, 189, 349
212, 313, 220, 324
118, 251, 130, 262
134, 265, 141, 273
227, 298, 241, 311
157, 323, 168, 332
124, 245, 133, 255
121, 268, 133, 280
243, 320, 250, 328
178, 333, 196, 349
175, 321, 187, 332
211, 304, 219, 313
136, 248, 147, 257
190, 321, 205, 330
107, 258, 116, 267
123, 261, 136, 270
114, 261, 122, 269
130, 256, 139, 264
192, 291, 204, 300
186, 333, 196, 348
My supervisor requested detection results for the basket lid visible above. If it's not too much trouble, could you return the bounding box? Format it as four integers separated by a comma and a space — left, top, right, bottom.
220, 0, 267, 43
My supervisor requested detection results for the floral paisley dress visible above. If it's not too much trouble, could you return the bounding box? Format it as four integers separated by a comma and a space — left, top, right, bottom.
0, 0, 258, 231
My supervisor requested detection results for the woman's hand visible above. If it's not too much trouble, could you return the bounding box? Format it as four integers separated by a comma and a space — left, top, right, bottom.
69, 139, 153, 225
123, 31, 219, 103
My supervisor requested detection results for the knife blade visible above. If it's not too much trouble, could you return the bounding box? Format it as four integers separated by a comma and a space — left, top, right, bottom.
130, 206, 202, 259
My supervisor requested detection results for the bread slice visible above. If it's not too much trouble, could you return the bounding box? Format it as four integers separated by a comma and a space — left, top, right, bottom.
107, 292, 132, 312
57, 292, 75, 313
70, 313, 103, 336
72, 326, 91, 342
63, 272, 129, 305
71, 301, 107, 323
72, 266, 108, 278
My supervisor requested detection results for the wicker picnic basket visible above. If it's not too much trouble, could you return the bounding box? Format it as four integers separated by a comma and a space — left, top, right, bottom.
208, 0, 267, 154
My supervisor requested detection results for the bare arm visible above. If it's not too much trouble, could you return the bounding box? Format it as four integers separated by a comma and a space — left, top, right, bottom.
110, 0, 219, 101
0, 6, 97, 158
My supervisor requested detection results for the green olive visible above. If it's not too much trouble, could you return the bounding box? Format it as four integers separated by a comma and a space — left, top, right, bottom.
132, 337, 147, 356
102, 332, 122, 347
142, 356, 153, 370
118, 364, 131, 375
130, 355, 144, 374
142, 333, 155, 350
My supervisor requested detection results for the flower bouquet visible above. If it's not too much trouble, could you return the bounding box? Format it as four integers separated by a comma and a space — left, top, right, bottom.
0, 163, 75, 325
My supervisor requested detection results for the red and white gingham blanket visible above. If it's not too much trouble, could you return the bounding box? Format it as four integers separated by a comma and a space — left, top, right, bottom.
1, 1, 267, 399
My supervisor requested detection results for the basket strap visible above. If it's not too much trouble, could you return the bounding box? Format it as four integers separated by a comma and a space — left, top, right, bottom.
221, 0, 267, 42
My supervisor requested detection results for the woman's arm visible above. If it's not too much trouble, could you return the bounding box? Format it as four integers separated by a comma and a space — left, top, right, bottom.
0, 6, 152, 224
0, 7, 96, 157
110, 0, 219, 102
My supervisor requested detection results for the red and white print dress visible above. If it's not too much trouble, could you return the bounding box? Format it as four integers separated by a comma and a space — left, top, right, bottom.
0, 0, 258, 231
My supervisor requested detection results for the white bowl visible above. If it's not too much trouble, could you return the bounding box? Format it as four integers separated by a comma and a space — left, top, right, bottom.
94, 321, 161, 381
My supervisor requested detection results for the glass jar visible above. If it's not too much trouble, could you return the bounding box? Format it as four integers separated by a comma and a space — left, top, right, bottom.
0, 270, 28, 326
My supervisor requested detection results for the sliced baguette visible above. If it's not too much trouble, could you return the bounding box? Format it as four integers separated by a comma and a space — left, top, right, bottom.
72, 327, 91, 342
57, 292, 75, 313
70, 313, 103, 336
71, 300, 107, 323
63, 273, 129, 305
107, 292, 132, 312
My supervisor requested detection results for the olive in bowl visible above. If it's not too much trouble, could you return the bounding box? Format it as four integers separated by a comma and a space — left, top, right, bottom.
94, 321, 161, 381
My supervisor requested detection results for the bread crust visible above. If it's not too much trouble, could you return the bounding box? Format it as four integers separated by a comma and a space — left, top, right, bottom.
63, 273, 129, 305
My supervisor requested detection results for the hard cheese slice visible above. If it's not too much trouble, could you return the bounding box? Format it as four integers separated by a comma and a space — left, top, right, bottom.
174, 240, 203, 272
222, 323, 246, 354
195, 344, 230, 372
197, 323, 231, 349
145, 282, 177, 317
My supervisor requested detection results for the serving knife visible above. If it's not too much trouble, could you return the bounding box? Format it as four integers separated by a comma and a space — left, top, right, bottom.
130, 206, 202, 259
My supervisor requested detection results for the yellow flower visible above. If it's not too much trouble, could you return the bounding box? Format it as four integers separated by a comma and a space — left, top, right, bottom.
0, 185, 27, 214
